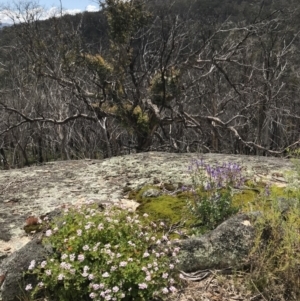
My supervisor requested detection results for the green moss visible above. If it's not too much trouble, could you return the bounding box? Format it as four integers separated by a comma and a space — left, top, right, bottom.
137, 194, 196, 228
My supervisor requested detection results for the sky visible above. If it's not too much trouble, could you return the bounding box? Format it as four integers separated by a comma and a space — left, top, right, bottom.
0, 0, 100, 24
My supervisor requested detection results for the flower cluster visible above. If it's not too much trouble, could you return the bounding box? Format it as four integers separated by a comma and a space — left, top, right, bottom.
26, 203, 182, 301
187, 159, 244, 230
188, 159, 244, 190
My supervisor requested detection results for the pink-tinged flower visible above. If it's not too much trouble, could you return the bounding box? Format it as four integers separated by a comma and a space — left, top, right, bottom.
169, 278, 175, 284
45, 229, 52, 237
99, 283, 105, 289
143, 252, 150, 258
78, 254, 85, 262
28, 260, 36, 270
156, 240, 161, 245
77, 229, 82, 236
89, 292, 97, 299
102, 272, 110, 278
25, 284, 33, 291
92, 284, 100, 290
83, 245, 90, 251
105, 295, 112, 300
37, 281, 44, 287
119, 261, 127, 267
58, 274, 65, 280
162, 273, 168, 279
138, 283, 148, 289
155, 253, 160, 258
88, 274, 94, 280
45, 269, 51, 276
145, 275, 151, 281
162, 287, 169, 294
169, 264, 174, 269
40, 260, 47, 268
69, 254, 75, 261
169, 286, 177, 293
174, 247, 180, 253
112, 286, 119, 292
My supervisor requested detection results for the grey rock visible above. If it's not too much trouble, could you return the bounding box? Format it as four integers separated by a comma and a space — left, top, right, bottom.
141, 188, 162, 198
0, 238, 53, 301
177, 213, 261, 272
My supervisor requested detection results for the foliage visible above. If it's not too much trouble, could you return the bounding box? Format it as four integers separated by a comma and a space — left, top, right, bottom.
25, 203, 182, 301
186, 159, 244, 230
248, 192, 300, 300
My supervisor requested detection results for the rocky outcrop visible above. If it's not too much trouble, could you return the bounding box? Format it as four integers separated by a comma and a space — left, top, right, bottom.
177, 213, 260, 272
0, 152, 296, 300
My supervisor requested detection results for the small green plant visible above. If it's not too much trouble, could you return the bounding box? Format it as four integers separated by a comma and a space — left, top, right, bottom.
186, 159, 244, 230
25, 203, 182, 301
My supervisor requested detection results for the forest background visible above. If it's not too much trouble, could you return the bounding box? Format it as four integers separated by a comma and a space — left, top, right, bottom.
0, 0, 300, 168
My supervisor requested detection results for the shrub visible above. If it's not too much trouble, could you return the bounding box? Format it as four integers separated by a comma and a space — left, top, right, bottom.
186, 159, 244, 230
248, 195, 300, 300
25, 203, 182, 301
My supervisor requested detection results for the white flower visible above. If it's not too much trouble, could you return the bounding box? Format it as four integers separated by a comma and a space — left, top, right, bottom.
78, 254, 85, 262
143, 252, 150, 258
83, 245, 90, 251
169, 286, 177, 293
102, 272, 110, 278
138, 283, 148, 289
58, 274, 65, 280
45, 229, 52, 237
25, 284, 32, 291
89, 292, 97, 299
112, 286, 119, 292
77, 229, 82, 236
45, 269, 51, 276
162, 273, 168, 279
162, 287, 169, 294
119, 261, 127, 267
28, 260, 36, 270
37, 282, 44, 288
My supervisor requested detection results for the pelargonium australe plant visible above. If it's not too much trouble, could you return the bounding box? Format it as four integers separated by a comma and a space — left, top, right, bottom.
187, 159, 245, 230
25, 202, 182, 301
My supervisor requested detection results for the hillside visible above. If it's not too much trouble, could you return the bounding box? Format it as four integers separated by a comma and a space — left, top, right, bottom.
0, 0, 300, 168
